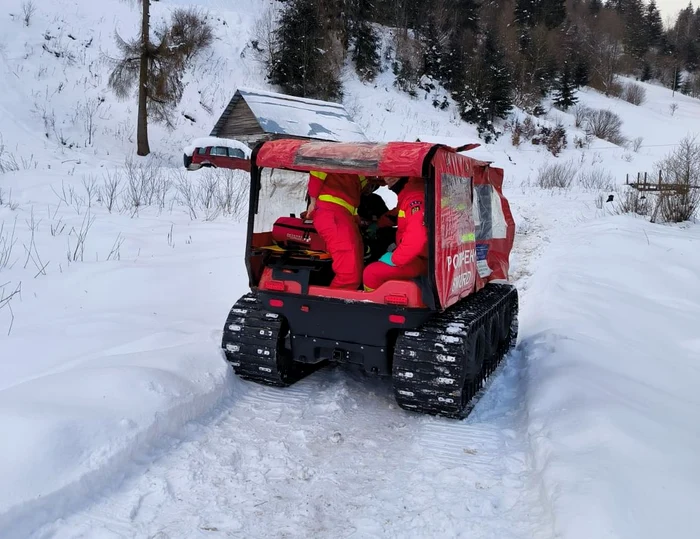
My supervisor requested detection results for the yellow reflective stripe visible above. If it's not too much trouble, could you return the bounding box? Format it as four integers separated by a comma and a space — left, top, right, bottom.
310, 171, 328, 180
441, 197, 450, 208
398, 210, 406, 218
359, 175, 367, 188
460, 233, 476, 242
456, 203, 466, 211
318, 194, 357, 214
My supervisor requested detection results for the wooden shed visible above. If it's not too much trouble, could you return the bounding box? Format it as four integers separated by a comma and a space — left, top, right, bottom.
209, 87, 368, 146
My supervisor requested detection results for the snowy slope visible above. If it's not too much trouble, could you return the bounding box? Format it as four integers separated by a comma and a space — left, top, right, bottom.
523, 216, 700, 539
1, 0, 700, 538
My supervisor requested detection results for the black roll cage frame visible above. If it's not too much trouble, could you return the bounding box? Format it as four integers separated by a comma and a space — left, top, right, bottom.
243, 140, 454, 312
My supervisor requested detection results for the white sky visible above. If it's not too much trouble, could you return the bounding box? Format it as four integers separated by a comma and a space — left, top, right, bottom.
657, 0, 695, 24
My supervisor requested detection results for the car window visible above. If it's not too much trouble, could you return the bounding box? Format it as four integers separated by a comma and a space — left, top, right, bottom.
196, 147, 207, 154
228, 148, 245, 159
212, 146, 228, 156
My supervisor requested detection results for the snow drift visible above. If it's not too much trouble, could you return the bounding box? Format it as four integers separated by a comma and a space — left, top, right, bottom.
522, 215, 700, 539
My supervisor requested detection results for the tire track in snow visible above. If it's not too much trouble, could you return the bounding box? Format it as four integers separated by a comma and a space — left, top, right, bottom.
35, 199, 553, 539
40, 362, 548, 539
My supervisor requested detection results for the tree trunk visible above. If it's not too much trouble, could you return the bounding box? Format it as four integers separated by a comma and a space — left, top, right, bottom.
137, 0, 150, 156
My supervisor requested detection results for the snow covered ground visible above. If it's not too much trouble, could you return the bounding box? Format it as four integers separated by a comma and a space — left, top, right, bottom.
1, 0, 700, 538
523, 216, 700, 539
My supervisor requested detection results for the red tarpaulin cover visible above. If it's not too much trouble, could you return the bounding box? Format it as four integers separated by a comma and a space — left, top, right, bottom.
432, 149, 515, 309
254, 140, 514, 311
254, 139, 477, 178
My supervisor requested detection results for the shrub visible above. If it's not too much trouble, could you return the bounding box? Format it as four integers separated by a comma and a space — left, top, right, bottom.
573, 104, 592, 128
578, 167, 614, 190
545, 125, 567, 156
521, 117, 536, 140
536, 160, 577, 189
657, 135, 700, 187
656, 190, 700, 222
584, 109, 626, 146
607, 81, 624, 98
622, 82, 646, 105
653, 135, 700, 222
511, 121, 522, 147
615, 188, 652, 216
574, 135, 593, 149
509, 117, 538, 147
531, 124, 567, 156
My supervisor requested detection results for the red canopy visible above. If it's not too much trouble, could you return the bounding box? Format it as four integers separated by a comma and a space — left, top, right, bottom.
254, 139, 477, 178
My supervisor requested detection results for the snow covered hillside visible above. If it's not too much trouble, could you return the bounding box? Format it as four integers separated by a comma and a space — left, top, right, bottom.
1, 1, 699, 538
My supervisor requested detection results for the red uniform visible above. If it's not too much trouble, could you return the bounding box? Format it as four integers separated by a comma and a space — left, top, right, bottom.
307, 171, 367, 289
363, 177, 428, 291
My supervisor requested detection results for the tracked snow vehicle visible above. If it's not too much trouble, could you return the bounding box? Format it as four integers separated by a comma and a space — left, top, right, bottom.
221, 139, 517, 419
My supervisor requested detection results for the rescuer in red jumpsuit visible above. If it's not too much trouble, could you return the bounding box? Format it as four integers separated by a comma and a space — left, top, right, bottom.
306, 170, 368, 289
363, 176, 428, 291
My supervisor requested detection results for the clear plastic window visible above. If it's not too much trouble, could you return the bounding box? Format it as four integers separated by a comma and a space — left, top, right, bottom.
253, 169, 309, 233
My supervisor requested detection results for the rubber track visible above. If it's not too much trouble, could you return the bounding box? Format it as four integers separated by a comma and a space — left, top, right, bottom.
221, 293, 317, 386
392, 283, 519, 419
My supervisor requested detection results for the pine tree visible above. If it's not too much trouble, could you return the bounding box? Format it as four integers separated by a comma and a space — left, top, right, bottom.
573, 58, 590, 87
515, 0, 537, 27
623, 0, 649, 61
589, 0, 602, 15
484, 31, 513, 121
554, 62, 578, 110
441, 35, 467, 91
353, 21, 381, 81
267, 0, 341, 100
456, 30, 512, 141
542, 0, 567, 29
454, 0, 479, 32
644, 0, 663, 48
422, 17, 443, 80
348, 0, 381, 81
680, 74, 694, 95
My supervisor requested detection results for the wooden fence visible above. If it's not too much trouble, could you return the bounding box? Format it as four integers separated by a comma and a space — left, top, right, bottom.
626, 171, 699, 194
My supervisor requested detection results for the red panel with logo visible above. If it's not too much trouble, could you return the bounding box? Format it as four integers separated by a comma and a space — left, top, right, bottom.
433, 150, 478, 310
271, 217, 327, 252
432, 149, 515, 310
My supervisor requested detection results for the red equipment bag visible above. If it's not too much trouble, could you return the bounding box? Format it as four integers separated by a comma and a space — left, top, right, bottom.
271, 216, 327, 252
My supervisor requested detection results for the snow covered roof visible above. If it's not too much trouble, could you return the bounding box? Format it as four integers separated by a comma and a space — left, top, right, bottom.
210, 87, 368, 143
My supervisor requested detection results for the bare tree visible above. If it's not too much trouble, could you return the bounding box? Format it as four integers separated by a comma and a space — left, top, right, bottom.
252, 6, 279, 69
78, 97, 105, 146
654, 135, 700, 222
22, 0, 36, 27
107, 3, 213, 156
